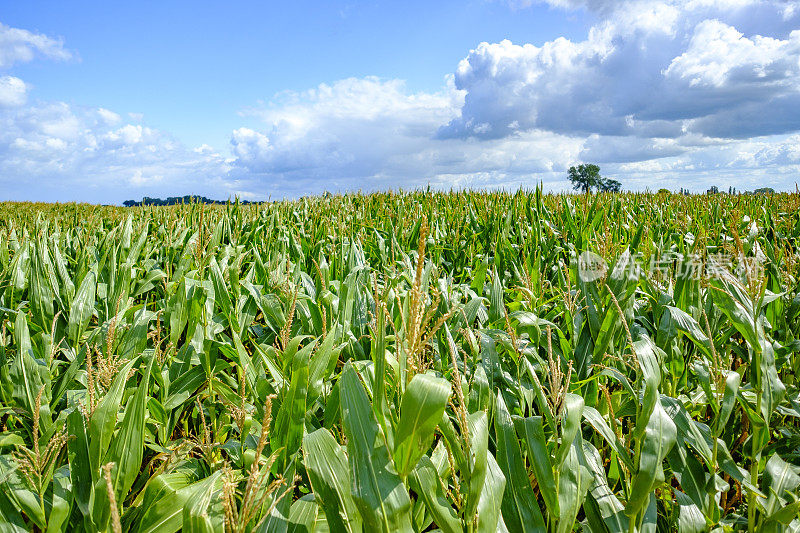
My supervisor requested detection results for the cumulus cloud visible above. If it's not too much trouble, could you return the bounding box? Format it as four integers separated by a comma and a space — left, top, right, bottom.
0, 21, 239, 202
229, 76, 462, 191
0, 22, 72, 69
97, 108, 121, 125
665, 21, 799, 88
580, 135, 687, 163
608, 133, 800, 191
444, 0, 800, 141
224, 73, 798, 193
227, 76, 590, 195
224, 0, 800, 195
0, 101, 232, 202
0, 75, 26, 107
505, 0, 633, 16
512, 0, 800, 27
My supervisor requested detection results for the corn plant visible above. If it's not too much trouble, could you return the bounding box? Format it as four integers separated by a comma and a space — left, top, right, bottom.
0, 190, 799, 532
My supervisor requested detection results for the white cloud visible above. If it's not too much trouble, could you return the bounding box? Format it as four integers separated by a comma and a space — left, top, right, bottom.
505, 0, 620, 12
0, 75, 26, 107
446, 0, 800, 140
0, 100, 232, 202
230, 77, 463, 190
438, 37, 618, 139
129, 169, 164, 187
227, 76, 594, 195
580, 135, 687, 162
105, 124, 146, 146
97, 108, 121, 125
224, 68, 798, 194
0, 22, 73, 69
608, 133, 800, 191
0, 22, 235, 202
665, 21, 800, 88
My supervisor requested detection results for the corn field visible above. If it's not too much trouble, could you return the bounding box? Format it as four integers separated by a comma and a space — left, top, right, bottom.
0, 191, 799, 532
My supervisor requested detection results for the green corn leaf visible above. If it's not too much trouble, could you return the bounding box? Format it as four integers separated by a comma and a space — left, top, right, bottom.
45, 465, 72, 533
640, 494, 658, 533
634, 339, 662, 444
709, 272, 759, 349
340, 363, 413, 533
578, 439, 629, 533
625, 401, 677, 517
182, 472, 224, 533
763, 454, 800, 522
0, 454, 47, 530
712, 370, 741, 437
409, 456, 461, 533
68, 270, 96, 346
371, 299, 390, 445
303, 428, 362, 533
437, 412, 467, 473
10, 310, 52, 434
274, 341, 311, 469
494, 395, 546, 532
555, 393, 584, 468
582, 406, 634, 470
393, 373, 451, 478
287, 494, 320, 533
119, 308, 154, 360
663, 306, 712, 357
67, 406, 94, 522
516, 415, 559, 517
464, 410, 489, 522
94, 353, 154, 527
488, 269, 504, 324
674, 490, 706, 533
88, 357, 138, 475
557, 434, 591, 533
476, 452, 506, 533
209, 257, 233, 318
136, 471, 207, 533
0, 487, 27, 533
163, 364, 206, 411
308, 329, 342, 405
758, 338, 785, 422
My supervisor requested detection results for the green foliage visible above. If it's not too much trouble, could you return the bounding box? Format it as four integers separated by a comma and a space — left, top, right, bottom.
568, 164, 621, 193
0, 190, 799, 532
122, 196, 260, 207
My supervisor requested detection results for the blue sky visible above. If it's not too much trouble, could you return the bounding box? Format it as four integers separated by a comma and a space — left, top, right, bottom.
2, 1, 588, 150
1, 0, 799, 202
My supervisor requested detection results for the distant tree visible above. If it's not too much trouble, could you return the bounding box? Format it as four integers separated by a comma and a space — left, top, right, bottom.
658, 188, 671, 194
599, 178, 621, 192
568, 164, 601, 193
707, 186, 719, 194
123, 195, 260, 207
567, 164, 621, 193
753, 187, 775, 194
